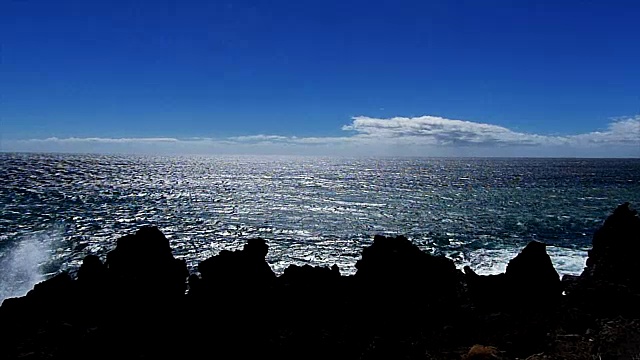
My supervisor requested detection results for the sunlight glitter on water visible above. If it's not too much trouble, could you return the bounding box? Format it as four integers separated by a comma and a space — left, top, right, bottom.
0, 153, 638, 282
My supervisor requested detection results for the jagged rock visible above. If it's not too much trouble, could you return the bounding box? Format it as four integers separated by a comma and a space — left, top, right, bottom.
77, 255, 106, 284
354, 234, 463, 327
0, 272, 76, 328
3, 203, 640, 359
184, 239, 277, 357
583, 202, 640, 285
279, 264, 340, 287
105, 226, 188, 299
355, 235, 460, 289
505, 241, 561, 304
465, 241, 560, 312
567, 203, 640, 317
27, 272, 75, 300
197, 238, 276, 289
275, 264, 344, 327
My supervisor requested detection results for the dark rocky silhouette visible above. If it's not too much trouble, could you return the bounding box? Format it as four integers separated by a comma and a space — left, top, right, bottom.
106, 226, 188, 299
280, 263, 341, 286
584, 202, 640, 284
0, 272, 75, 324
465, 241, 561, 312
462, 241, 562, 356
351, 234, 466, 346
464, 267, 508, 310
1, 203, 639, 359
505, 240, 561, 305
354, 235, 462, 304
196, 237, 275, 293
565, 202, 640, 318
77, 254, 107, 284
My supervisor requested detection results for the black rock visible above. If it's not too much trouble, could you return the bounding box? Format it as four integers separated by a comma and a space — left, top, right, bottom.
355, 235, 460, 291
197, 237, 276, 291
275, 264, 344, 327
105, 226, 188, 299
354, 235, 463, 329
0, 272, 76, 328
567, 203, 640, 318
279, 264, 341, 287
464, 266, 509, 310
77, 255, 106, 284
584, 202, 640, 285
465, 241, 561, 312
505, 240, 561, 304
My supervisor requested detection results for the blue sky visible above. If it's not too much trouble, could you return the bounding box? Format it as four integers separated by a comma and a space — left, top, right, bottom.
1, 0, 639, 156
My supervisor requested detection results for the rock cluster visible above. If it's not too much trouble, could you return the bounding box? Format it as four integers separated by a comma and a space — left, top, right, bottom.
0, 203, 638, 359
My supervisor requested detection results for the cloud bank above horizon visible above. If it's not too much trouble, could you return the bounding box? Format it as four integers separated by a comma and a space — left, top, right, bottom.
4, 115, 639, 157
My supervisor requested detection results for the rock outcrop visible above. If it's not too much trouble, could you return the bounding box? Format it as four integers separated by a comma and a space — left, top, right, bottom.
354, 234, 462, 303
566, 202, 640, 318
1, 203, 639, 359
465, 240, 561, 311
196, 237, 276, 292
584, 202, 640, 284
106, 226, 188, 299
353, 235, 465, 335
505, 240, 561, 304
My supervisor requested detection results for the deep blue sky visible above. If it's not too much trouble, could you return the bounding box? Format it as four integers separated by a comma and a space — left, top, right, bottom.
1, 0, 639, 155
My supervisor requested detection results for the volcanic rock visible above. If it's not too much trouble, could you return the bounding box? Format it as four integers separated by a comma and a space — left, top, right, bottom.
197, 237, 276, 289
354, 235, 463, 330
105, 226, 188, 299
505, 240, 561, 304
465, 241, 560, 313
584, 202, 640, 285
567, 203, 640, 317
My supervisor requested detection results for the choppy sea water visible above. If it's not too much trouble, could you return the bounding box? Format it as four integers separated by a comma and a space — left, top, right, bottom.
1, 153, 639, 301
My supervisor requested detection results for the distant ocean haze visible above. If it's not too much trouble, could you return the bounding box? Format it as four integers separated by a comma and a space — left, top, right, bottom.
1, 153, 639, 302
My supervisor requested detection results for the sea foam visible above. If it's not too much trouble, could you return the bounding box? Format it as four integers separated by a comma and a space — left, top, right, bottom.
0, 231, 56, 304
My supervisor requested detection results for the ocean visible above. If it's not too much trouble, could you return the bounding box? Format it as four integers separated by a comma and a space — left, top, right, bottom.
1, 152, 639, 302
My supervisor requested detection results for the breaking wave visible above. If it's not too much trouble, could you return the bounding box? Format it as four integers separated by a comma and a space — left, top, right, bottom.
0, 230, 59, 304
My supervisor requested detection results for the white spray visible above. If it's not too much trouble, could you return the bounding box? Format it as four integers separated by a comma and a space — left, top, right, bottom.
0, 232, 55, 304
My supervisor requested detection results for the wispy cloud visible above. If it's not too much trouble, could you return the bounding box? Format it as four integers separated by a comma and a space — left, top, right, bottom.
228, 134, 290, 142
568, 116, 640, 145
25, 137, 181, 143
4, 115, 639, 157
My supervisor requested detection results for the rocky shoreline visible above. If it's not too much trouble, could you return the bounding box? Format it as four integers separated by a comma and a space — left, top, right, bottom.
1, 203, 639, 359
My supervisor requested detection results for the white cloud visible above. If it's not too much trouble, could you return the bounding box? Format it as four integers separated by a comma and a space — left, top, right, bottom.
228, 134, 290, 142
24, 136, 181, 143
343, 115, 567, 146
3, 115, 639, 157
568, 116, 640, 145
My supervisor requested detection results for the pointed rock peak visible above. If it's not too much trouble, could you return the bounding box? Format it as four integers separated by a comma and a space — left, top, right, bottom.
519, 240, 548, 254
506, 240, 558, 280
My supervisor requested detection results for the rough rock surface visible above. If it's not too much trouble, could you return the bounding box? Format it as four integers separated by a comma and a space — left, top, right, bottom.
106, 226, 188, 299
196, 237, 276, 291
584, 202, 640, 285
567, 203, 640, 318
465, 241, 561, 311
354, 234, 462, 303
1, 203, 639, 359
505, 240, 561, 304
